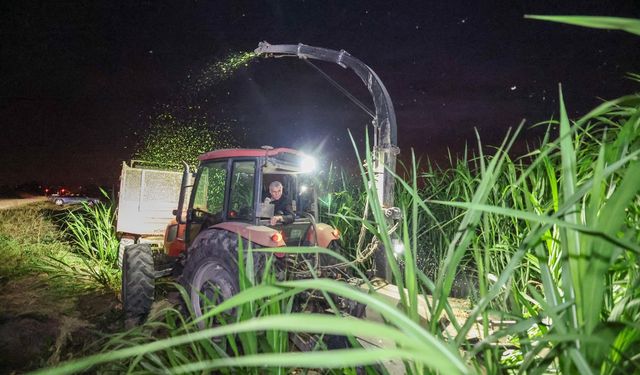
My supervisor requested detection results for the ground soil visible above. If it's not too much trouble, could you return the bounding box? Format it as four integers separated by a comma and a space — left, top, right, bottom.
0, 275, 121, 374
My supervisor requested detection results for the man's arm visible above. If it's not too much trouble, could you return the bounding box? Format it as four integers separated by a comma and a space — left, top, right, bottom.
272, 196, 295, 225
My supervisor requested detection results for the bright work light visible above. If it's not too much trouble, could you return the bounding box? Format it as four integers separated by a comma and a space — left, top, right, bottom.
300, 155, 317, 173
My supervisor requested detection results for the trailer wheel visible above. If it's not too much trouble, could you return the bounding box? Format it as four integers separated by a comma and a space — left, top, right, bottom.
122, 243, 155, 328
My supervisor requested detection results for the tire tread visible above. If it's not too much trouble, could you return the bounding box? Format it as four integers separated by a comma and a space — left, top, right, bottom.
122, 243, 155, 327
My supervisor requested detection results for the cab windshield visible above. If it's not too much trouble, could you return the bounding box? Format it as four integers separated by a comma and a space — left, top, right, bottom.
192, 161, 227, 220
191, 159, 256, 223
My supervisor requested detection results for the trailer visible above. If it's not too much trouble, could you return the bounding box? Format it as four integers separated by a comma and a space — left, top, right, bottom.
116, 161, 183, 266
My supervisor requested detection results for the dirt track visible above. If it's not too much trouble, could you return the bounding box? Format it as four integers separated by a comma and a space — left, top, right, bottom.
0, 196, 48, 210
0, 276, 120, 373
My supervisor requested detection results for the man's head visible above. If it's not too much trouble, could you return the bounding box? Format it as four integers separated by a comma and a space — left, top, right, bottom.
269, 181, 283, 200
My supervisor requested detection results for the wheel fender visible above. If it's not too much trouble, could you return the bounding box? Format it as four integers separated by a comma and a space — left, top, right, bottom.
163, 218, 186, 257
212, 222, 285, 247
314, 223, 340, 248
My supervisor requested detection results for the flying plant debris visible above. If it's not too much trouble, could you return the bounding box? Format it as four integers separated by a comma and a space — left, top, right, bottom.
192, 51, 257, 93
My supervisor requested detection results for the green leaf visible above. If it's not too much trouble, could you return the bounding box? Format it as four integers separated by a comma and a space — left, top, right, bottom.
525, 15, 640, 36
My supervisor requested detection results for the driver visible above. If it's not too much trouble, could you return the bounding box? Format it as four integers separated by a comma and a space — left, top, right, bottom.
267, 181, 294, 225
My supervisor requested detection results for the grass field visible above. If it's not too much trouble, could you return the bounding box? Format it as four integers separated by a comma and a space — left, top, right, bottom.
0, 202, 121, 374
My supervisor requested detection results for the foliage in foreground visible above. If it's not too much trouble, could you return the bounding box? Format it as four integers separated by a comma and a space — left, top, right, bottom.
0, 203, 67, 281
39, 194, 121, 292
0, 202, 116, 295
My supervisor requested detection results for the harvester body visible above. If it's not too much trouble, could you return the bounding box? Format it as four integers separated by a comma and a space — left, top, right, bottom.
119, 42, 400, 328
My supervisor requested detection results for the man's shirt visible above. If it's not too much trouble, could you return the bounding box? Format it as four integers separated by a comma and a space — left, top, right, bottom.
271, 194, 294, 224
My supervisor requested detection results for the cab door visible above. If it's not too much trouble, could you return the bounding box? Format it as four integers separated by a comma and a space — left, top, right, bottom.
185, 160, 229, 245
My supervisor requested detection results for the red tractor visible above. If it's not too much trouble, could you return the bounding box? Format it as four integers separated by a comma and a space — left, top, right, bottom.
120, 42, 400, 327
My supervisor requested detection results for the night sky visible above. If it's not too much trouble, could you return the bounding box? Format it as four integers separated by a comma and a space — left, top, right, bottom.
2, 1, 639, 187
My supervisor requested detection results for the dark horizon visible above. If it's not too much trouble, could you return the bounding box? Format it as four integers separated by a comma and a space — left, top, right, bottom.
2, 1, 639, 188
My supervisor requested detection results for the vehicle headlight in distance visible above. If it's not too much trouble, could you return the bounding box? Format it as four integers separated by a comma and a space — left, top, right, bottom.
300, 155, 317, 173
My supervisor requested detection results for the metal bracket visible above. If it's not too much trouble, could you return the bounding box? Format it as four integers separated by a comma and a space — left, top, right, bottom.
337, 50, 347, 68
384, 207, 402, 220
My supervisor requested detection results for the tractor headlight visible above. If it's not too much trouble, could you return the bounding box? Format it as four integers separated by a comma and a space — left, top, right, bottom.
300, 155, 317, 173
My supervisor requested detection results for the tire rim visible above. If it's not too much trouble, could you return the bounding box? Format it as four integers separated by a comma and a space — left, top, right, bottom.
190, 261, 234, 327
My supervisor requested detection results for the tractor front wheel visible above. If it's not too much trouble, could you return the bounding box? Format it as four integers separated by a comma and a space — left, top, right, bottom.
180, 230, 240, 329
122, 243, 155, 328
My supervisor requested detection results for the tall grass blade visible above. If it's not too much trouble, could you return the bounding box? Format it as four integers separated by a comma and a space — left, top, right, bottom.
525, 15, 640, 36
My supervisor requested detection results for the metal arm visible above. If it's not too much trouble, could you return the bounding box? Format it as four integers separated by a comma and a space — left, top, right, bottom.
255, 42, 397, 144
255, 42, 400, 280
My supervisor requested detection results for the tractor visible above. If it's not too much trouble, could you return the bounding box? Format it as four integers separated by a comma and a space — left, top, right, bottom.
120, 42, 400, 328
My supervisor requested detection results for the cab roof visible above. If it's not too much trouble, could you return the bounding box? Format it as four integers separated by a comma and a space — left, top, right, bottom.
198, 147, 305, 162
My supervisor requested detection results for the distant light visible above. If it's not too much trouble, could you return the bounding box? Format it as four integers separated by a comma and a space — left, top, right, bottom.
300, 155, 317, 173
299, 185, 308, 194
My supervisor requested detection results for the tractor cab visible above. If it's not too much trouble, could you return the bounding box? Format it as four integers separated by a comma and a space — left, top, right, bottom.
164, 147, 337, 256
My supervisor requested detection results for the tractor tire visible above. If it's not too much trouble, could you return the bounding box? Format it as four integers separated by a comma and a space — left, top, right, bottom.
180, 229, 264, 329
121, 243, 155, 328
117, 238, 135, 268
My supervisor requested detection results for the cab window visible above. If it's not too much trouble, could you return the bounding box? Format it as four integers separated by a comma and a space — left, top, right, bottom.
228, 160, 256, 220
192, 161, 227, 219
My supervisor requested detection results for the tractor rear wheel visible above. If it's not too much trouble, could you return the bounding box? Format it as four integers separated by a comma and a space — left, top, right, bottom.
122, 243, 155, 328
180, 229, 264, 329
117, 237, 135, 268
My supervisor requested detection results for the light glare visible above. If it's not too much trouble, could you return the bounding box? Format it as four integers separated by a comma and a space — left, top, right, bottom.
300, 155, 317, 173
